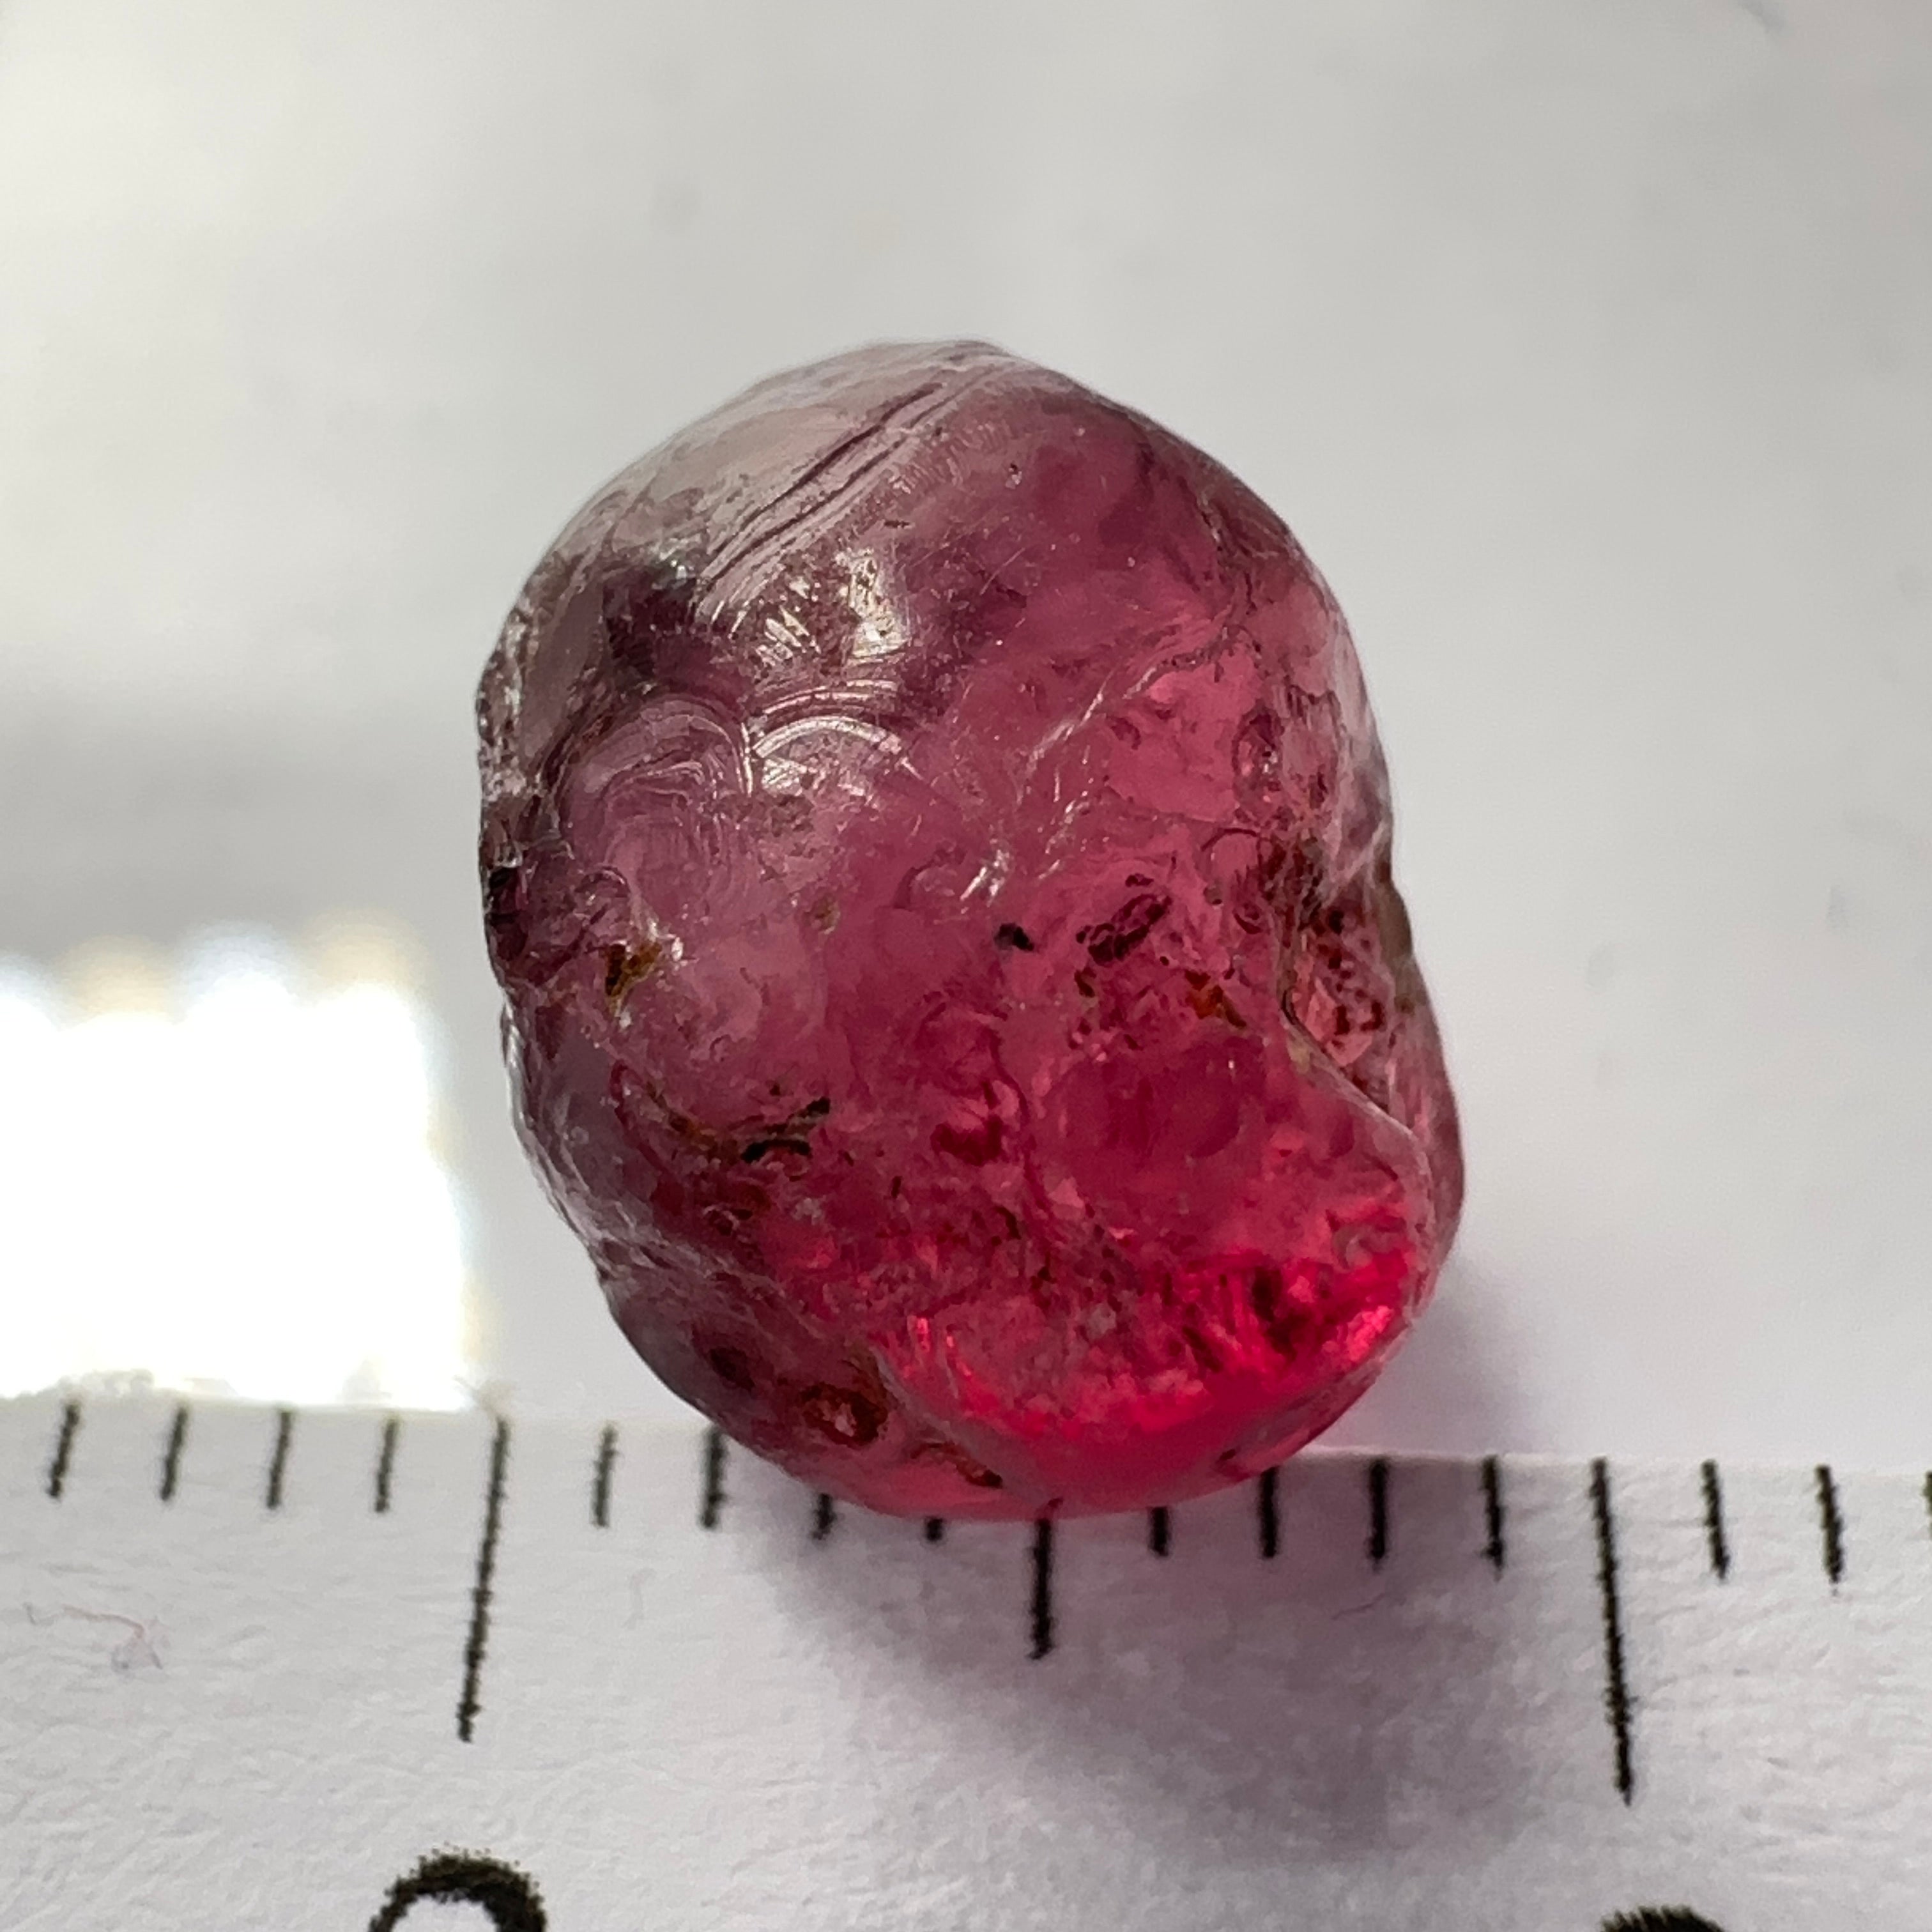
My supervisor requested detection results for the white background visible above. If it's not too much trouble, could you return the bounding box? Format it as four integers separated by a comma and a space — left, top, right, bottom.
1, 0, 1928, 1463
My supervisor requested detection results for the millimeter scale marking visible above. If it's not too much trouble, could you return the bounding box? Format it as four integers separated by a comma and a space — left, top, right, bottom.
1482, 1451, 1507, 1572
16, 1395, 1912, 1811
16, 1392, 1932, 1927
1589, 1457, 1635, 1805
589, 1423, 617, 1529
372, 1414, 400, 1515
1700, 1458, 1731, 1581
455, 1414, 510, 1745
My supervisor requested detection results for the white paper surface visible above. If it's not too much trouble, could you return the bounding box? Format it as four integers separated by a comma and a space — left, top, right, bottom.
4, 1390, 1928, 1929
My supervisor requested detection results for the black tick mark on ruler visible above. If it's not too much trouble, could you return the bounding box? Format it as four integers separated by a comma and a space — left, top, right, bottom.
374, 1416, 400, 1515
1029, 1519, 1055, 1659
811, 1492, 836, 1540
1815, 1464, 1845, 1586
1481, 1454, 1506, 1572
367, 1851, 546, 1932
158, 1404, 188, 1503
699, 1426, 726, 1528
1257, 1466, 1280, 1560
264, 1408, 294, 1510
591, 1425, 617, 1528
1590, 1458, 1636, 1805
1699, 1460, 1729, 1580
1367, 1457, 1390, 1568
456, 1417, 512, 1744
1148, 1505, 1170, 1556
45, 1399, 80, 1500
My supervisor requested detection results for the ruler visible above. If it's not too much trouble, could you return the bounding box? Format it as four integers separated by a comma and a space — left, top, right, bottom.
3, 1392, 1928, 1930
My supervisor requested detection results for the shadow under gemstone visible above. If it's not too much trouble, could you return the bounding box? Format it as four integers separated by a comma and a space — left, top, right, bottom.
740, 1297, 1547, 1885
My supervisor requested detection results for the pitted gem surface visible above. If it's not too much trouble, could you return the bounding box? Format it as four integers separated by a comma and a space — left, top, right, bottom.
479, 342, 1462, 1518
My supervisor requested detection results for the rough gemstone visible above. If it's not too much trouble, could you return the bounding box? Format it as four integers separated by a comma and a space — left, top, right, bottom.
478, 342, 1462, 1519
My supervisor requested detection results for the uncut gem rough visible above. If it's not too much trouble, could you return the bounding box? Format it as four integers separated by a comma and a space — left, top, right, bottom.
479, 342, 1461, 1519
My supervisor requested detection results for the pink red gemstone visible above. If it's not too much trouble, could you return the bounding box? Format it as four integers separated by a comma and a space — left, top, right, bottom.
479, 342, 1461, 1518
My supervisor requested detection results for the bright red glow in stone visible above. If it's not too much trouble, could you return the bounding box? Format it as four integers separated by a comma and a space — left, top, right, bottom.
479, 342, 1461, 1519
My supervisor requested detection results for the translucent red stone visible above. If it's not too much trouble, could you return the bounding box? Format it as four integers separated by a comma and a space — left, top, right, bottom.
478, 342, 1461, 1519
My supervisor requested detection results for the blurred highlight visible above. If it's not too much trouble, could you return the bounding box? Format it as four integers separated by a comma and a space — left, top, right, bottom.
0, 914, 473, 1409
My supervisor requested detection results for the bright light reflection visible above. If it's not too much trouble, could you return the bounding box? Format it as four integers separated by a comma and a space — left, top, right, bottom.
0, 920, 472, 1409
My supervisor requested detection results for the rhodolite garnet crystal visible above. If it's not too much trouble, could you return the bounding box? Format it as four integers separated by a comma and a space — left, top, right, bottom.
479, 342, 1460, 1519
